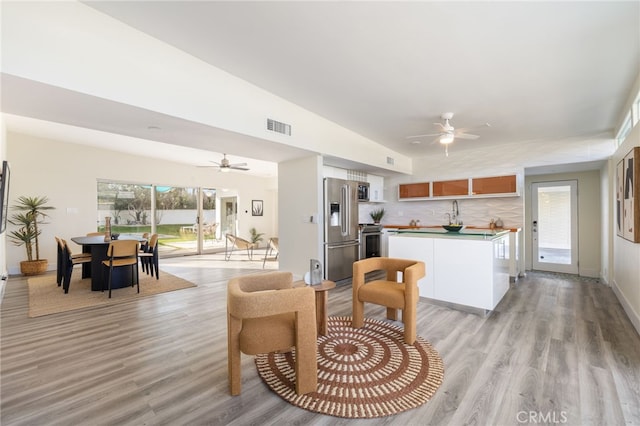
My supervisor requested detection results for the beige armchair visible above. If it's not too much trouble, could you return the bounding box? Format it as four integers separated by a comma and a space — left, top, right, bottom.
352, 257, 426, 345
227, 271, 317, 396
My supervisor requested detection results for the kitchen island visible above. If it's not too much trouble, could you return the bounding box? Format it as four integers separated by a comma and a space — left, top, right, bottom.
388, 228, 510, 313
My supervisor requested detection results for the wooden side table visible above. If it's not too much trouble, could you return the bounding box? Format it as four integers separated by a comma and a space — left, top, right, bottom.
294, 280, 336, 336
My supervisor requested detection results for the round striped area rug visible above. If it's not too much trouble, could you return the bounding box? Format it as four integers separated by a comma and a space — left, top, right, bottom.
254, 316, 444, 418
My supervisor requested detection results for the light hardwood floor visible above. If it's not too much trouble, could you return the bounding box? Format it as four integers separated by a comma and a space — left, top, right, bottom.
1, 255, 639, 425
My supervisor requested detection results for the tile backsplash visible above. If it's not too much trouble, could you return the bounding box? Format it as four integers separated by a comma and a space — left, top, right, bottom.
359, 197, 523, 229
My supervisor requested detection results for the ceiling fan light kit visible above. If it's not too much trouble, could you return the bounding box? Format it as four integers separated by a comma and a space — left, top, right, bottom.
406, 112, 486, 156
439, 133, 455, 144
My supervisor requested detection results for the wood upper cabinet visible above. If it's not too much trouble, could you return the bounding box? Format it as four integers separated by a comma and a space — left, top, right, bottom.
472, 175, 517, 195
398, 182, 430, 199
399, 174, 519, 200
432, 179, 469, 197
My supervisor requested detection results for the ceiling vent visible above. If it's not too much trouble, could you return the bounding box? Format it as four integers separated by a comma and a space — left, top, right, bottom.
387, 156, 395, 165
267, 118, 291, 136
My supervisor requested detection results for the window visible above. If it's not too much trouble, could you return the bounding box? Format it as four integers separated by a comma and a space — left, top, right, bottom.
617, 112, 632, 146
97, 181, 151, 231
616, 88, 640, 146
632, 92, 640, 127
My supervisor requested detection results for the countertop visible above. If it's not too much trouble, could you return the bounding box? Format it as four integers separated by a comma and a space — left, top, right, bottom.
383, 225, 521, 232
387, 227, 511, 240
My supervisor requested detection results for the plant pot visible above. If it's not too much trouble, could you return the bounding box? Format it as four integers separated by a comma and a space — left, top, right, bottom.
20, 259, 48, 276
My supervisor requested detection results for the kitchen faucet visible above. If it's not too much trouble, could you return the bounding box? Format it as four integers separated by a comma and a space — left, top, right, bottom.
452, 200, 459, 225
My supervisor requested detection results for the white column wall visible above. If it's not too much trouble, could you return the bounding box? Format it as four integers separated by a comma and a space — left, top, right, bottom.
278, 156, 323, 279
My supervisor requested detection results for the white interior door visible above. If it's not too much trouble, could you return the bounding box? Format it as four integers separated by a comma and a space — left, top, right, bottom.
531, 180, 578, 274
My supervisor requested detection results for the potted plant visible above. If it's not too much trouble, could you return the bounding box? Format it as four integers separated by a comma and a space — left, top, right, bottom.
249, 227, 264, 246
370, 207, 385, 224
8, 196, 55, 276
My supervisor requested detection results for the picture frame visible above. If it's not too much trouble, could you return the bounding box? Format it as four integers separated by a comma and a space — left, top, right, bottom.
252, 200, 263, 216
0, 160, 10, 234
621, 147, 640, 243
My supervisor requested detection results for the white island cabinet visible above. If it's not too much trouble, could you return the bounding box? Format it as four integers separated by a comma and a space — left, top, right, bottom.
388, 229, 510, 313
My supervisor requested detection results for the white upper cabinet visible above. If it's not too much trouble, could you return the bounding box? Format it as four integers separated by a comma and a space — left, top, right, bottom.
367, 174, 385, 202
323, 166, 348, 179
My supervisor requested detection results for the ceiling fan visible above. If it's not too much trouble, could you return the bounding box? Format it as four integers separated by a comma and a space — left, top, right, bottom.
407, 112, 489, 156
200, 154, 249, 172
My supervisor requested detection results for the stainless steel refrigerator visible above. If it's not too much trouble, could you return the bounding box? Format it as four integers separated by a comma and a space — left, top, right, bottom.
324, 177, 360, 281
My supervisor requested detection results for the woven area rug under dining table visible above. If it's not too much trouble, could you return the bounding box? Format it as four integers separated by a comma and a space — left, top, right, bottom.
27, 271, 196, 318
255, 316, 444, 419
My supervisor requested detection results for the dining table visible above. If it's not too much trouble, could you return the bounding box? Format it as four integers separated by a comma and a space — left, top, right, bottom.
70, 234, 147, 291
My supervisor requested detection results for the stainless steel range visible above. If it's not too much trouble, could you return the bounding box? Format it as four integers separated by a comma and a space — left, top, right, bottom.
359, 223, 383, 259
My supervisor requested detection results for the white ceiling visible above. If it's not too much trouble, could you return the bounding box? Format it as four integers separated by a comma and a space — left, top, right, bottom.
2, 1, 639, 176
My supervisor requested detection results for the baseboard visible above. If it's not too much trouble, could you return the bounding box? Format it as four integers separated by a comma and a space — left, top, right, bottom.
420, 296, 489, 317
612, 279, 640, 336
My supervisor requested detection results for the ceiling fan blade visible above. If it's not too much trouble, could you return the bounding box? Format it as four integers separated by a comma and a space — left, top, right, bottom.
407, 133, 442, 139
230, 166, 250, 171
457, 123, 491, 132
455, 133, 480, 140
228, 163, 248, 168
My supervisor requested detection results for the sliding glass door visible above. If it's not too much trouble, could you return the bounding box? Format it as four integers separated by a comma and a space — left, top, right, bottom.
98, 181, 225, 257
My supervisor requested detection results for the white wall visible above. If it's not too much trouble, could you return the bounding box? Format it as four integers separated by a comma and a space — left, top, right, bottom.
601, 160, 612, 285
0, 117, 7, 286
610, 123, 640, 334
5, 132, 277, 275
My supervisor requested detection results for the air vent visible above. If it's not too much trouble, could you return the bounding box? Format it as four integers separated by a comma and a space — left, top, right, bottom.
267, 118, 291, 136
387, 157, 395, 165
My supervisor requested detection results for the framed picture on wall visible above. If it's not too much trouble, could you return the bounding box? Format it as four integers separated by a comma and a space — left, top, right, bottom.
622, 147, 640, 243
252, 200, 263, 216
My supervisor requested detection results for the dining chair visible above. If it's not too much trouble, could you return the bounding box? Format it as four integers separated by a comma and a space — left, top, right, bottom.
55, 236, 91, 286
102, 239, 140, 298
225, 234, 256, 261
139, 232, 150, 252
139, 233, 159, 279
86, 232, 107, 236
262, 237, 279, 268
58, 238, 92, 294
